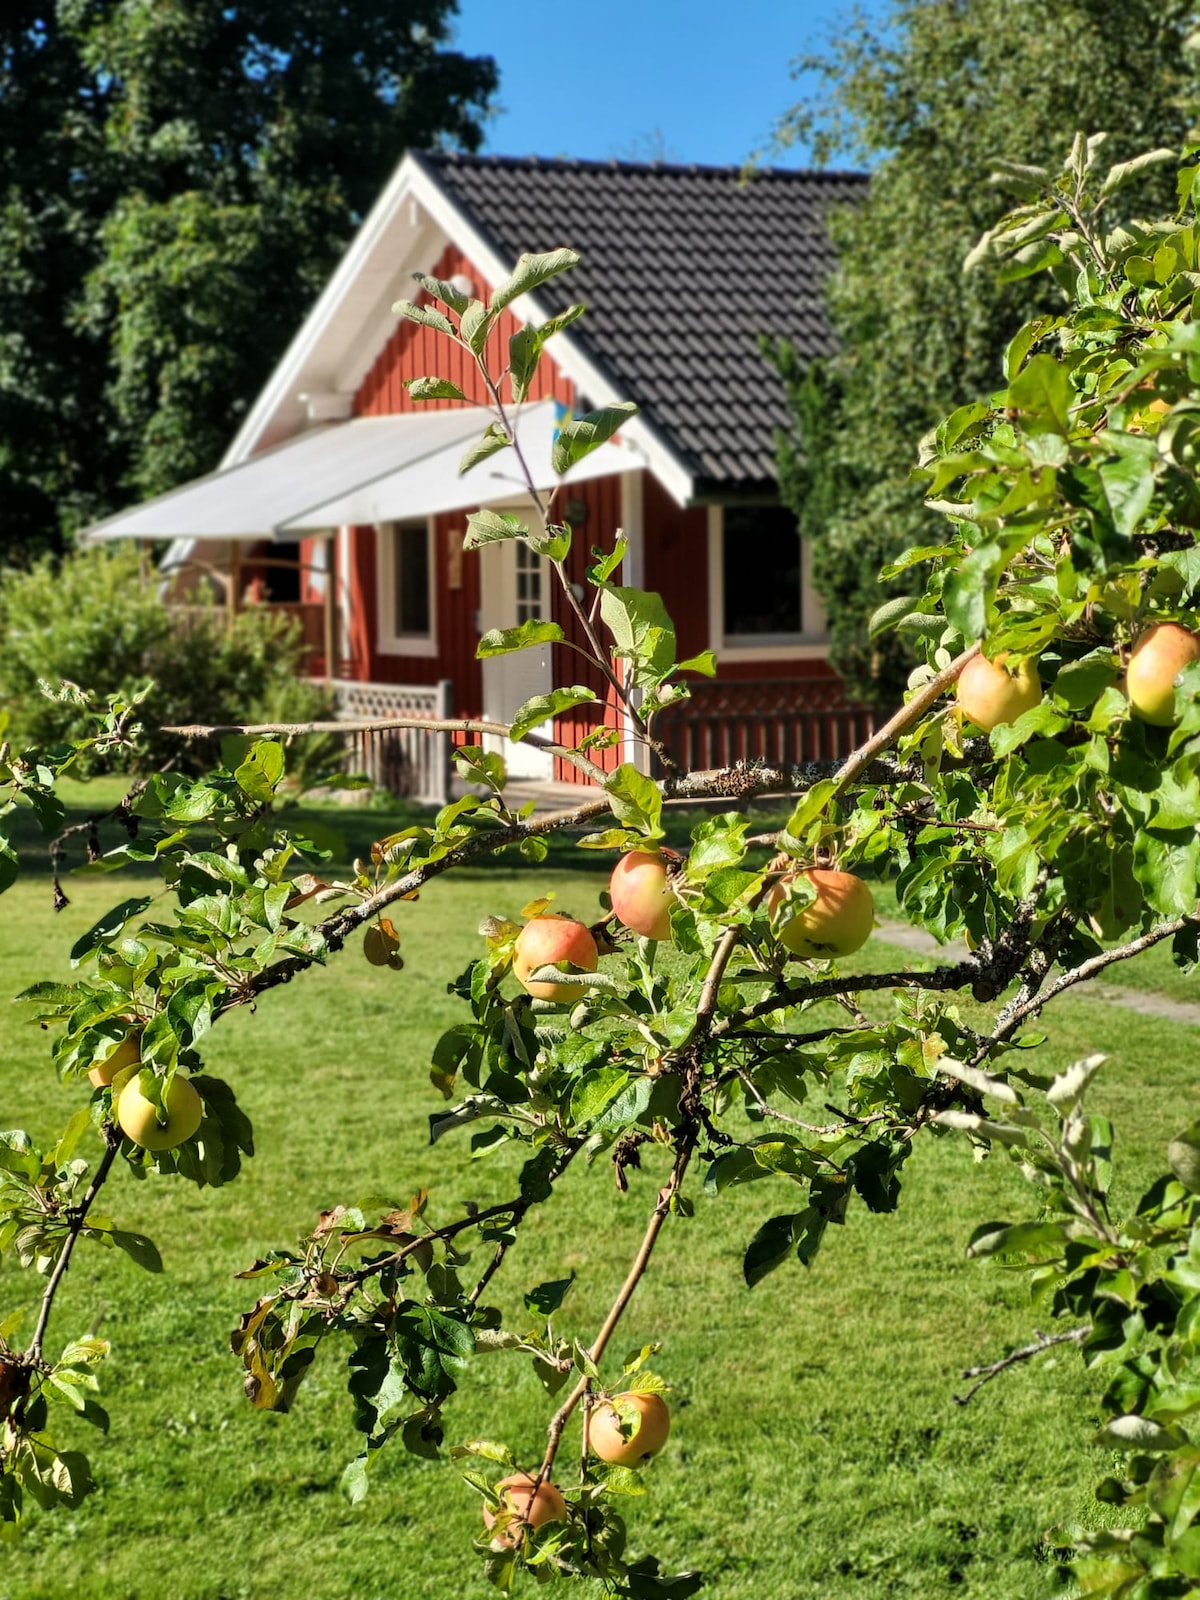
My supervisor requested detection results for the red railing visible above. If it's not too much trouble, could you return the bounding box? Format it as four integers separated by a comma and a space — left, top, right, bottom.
655, 677, 883, 773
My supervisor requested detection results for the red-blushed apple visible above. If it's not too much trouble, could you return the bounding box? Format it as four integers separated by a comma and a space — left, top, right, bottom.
590, 1391, 671, 1467
955, 652, 1043, 732
1126, 621, 1200, 726
512, 916, 599, 1003
481, 1472, 568, 1546
116, 1072, 204, 1151
609, 851, 674, 940
88, 1031, 141, 1089
767, 868, 875, 960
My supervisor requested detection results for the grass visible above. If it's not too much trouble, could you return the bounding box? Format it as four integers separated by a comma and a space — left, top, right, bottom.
0, 782, 1194, 1598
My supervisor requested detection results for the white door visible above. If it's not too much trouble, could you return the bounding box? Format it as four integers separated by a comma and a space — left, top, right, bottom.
478, 519, 555, 780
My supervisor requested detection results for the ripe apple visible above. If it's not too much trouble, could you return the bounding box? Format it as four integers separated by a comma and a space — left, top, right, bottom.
590, 1391, 671, 1467
1126, 621, 1200, 726
88, 1031, 141, 1089
955, 652, 1043, 732
609, 851, 674, 940
481, 1472, 568, 1545
767, 868, 875, 960
117, 1072, 204, 1151
512, 915, 599, 1003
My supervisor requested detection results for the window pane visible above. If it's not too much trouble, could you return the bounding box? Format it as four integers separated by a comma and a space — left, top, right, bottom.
395, 522, 431, 636
722, 506, 802, 639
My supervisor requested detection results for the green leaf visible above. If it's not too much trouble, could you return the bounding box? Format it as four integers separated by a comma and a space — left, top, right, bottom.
599, 585, 676, 690
508, 326, 541, 404
1007, 353, 1070, 435
70, 897, 152, 966
1054, 650, 1120, 710
604, 764, 663, 838
551, 403, 638, 476
392, 300, 457, 339
409, 273, 471, 314
510, 687, 595, 743
476, 619, 563, 659
405, 376, 468, 403
1168, 1124, 1200, 1192
869, 594, 921, 638
943, 543, 1007, 639
1100, 148, 1178, 199
105, 1228, 164, 1273
490, 248, 580, 314
462, 509, 527, 550
459, 424, 510, 476
676, 650, 717, 676
459, 300, 494, 354
743, 1212, 802, 1287
235, 740, 284, 802
524, 1275, 574, 1316
571, 1067, 632, 1124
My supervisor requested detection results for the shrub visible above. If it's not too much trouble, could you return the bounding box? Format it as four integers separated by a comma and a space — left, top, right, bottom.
0, 545, 333, 776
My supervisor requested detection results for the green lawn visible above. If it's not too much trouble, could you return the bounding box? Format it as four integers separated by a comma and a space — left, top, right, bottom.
0, 783, 1192, 1598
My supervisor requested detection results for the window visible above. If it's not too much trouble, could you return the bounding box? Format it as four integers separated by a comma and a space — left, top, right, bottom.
514, 542, 545, 623
377, 520, 436, 655
707, 505, 827, 658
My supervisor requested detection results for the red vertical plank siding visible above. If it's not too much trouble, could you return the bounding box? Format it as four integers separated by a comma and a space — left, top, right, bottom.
550, 472, 626, 781
347, 241, 573, 724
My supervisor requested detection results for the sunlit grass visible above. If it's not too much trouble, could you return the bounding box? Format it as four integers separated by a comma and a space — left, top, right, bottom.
0, 786, 1192, 1598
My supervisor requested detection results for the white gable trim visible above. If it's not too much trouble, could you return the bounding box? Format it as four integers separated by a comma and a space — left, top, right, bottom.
224, 152, 695, 507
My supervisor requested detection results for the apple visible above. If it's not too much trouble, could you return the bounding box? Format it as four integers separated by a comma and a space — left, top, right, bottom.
481, 1472, 568, 1545
512, 915, 598, 1003
609, 851, 674, 940
1126, 621, 1200, 726
955, 652, 1043, 732
88, 1031, 141, 1089
767, 868, 875, 960
590, 1391, 671, 1467
117, 1072, 204, 1151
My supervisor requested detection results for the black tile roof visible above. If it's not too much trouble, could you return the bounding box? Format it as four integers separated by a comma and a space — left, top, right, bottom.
416, 152, 867, 496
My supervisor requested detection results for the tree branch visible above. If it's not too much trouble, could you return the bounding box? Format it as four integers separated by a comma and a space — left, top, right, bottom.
952, 1327, 1087, 1405
29, 1131, 122, 1364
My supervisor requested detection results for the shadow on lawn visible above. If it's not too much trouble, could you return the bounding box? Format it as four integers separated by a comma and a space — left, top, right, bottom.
26, 779, 795, 891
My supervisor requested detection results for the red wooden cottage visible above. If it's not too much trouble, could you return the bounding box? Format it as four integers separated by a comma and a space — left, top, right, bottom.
85, 152, 874, 799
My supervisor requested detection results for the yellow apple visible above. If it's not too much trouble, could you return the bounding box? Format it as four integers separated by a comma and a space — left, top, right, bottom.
88, 1031, 141, 1089
955, 653, 1043, 732
481, 1472, 568, 1546
609, 851, 674, 940
590, 1391, 671, 1467
767, 868, 875, 960
1126, 621, 1200, 726
117, 1072, 204, 1151
512, 915, 599, 1003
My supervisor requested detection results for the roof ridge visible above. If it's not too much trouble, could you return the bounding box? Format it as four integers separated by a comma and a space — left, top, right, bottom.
420, 149, 867, 184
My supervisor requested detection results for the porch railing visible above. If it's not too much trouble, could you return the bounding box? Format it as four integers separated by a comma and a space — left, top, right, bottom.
330, 679, 454, 807
655, 677, 883, 773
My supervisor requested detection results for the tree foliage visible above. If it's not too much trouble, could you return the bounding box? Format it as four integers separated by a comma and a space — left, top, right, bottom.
769, 0, 1200, 704
4, 161, 1200, 1593
0, 1, 497, 559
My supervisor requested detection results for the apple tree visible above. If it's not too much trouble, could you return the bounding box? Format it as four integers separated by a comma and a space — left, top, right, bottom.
3, 133, 1200, 1596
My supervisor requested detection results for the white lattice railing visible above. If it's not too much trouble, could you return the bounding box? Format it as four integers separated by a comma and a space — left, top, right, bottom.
329, 678, 454, 806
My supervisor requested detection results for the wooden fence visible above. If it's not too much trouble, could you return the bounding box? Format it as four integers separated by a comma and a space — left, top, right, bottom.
655, 677, 882, 773
330, 679, 454, 806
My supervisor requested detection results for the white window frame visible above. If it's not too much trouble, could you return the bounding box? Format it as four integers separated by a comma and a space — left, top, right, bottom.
376, 518, 438, 657
706, 505, 829, 662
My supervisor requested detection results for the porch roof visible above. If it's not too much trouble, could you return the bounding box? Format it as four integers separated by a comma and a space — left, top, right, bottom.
82, 402, 637, 544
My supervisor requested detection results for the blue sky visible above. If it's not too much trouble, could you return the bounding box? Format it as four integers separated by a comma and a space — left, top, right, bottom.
450, 0, 883, 170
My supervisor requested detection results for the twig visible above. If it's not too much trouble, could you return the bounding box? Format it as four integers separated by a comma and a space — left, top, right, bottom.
29, 1132, 122, 1363
967, 913, 1199, 1064
952, 1327, 1088, 1405
162, 715, 609, 786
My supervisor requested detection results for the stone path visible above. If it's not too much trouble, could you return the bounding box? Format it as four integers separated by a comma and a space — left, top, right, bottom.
873, 920, 1200, 1028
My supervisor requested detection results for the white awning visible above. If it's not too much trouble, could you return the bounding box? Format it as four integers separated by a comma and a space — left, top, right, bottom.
82, 401, 642, 544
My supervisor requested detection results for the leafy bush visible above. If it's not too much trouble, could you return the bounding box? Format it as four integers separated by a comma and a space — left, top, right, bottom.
0, 545, 333, 775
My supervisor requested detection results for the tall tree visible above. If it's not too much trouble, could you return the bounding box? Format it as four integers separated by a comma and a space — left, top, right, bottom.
0, 1, 496, 561
770, 0, 1200, 703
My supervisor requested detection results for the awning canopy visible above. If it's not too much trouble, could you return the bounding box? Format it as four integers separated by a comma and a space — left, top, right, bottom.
82, 402, 642, 544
